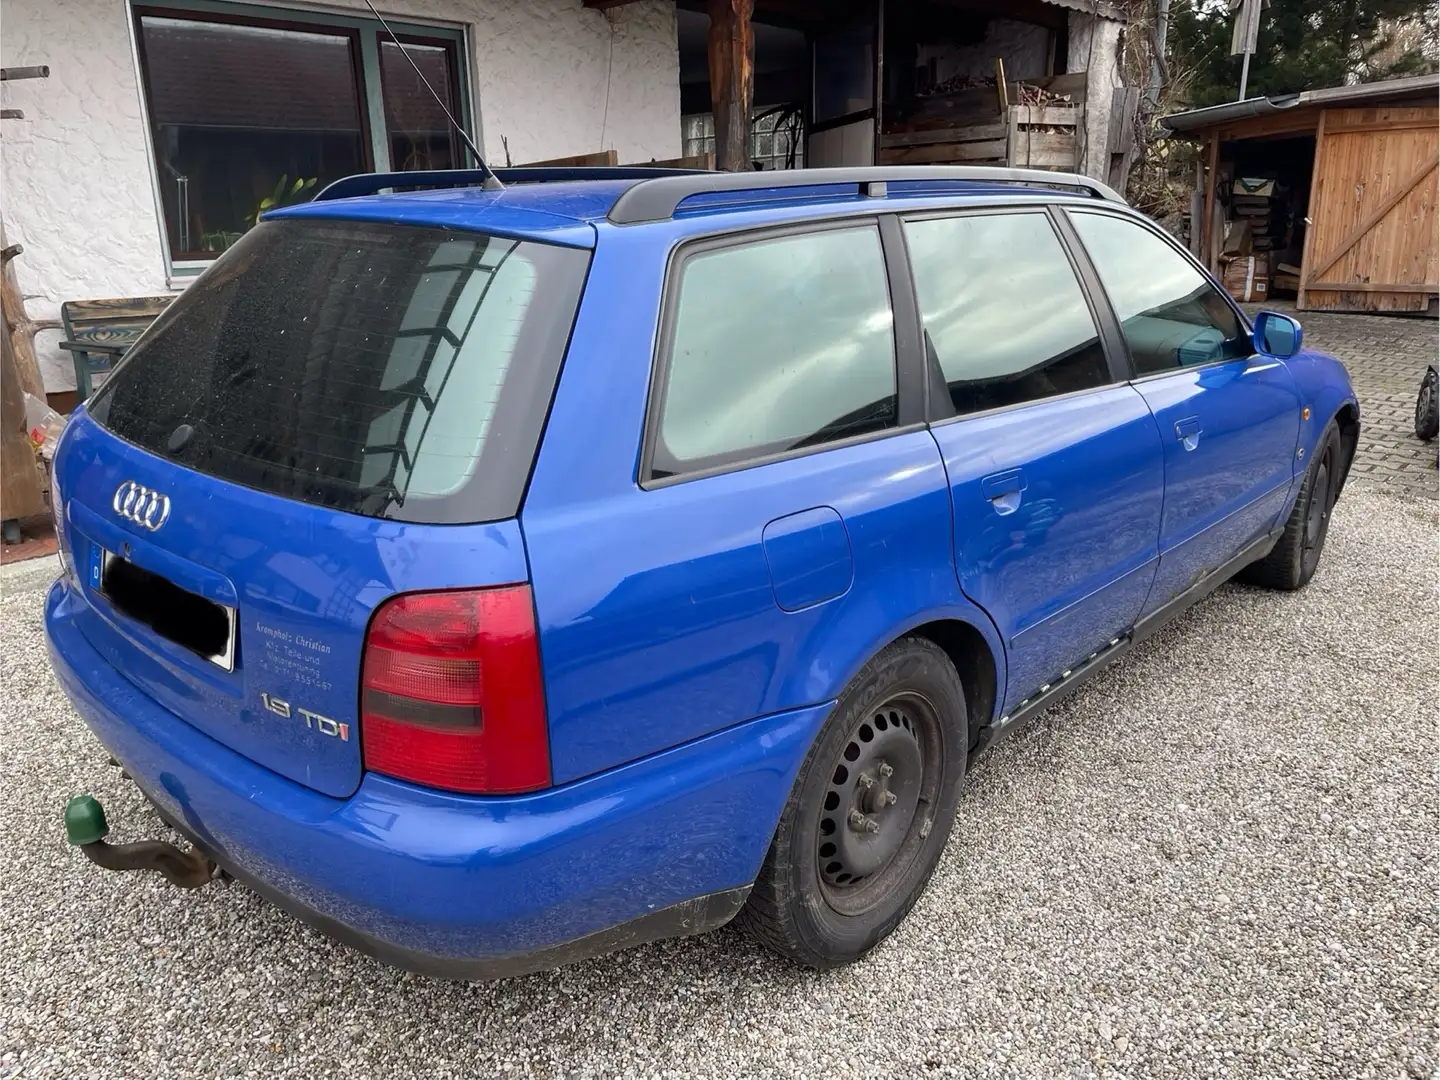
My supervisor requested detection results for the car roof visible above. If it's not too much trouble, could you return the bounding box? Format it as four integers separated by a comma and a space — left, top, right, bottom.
271, 168, 1126, 247
269, 180, 635, 247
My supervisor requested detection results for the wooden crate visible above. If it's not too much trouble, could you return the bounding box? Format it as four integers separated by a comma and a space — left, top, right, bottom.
1005, 104, 1081, 171
878, 104, 1081, 171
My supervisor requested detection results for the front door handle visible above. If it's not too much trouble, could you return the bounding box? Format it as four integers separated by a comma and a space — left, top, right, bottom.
1174, 416, 1202, 452
981, 469, 1027, 515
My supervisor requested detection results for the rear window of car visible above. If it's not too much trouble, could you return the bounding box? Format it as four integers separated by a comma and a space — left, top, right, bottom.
88, 219, 589, 524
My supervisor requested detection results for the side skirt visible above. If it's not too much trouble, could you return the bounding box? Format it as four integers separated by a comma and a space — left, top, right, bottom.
971, 527, 1282, 762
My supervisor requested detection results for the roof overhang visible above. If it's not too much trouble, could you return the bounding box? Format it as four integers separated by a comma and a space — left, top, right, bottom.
1161, 73, 1439, 136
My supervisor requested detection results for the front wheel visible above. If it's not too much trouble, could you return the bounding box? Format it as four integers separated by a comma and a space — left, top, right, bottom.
1241, 420, 1340, 591
736, 636, 968, 968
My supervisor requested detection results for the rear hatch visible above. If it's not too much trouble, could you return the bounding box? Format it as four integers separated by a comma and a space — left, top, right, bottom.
58, 217, 589, 797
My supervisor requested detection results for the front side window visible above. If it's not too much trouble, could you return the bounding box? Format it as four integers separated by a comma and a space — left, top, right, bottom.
135, 5, 467, 263
903, 211, 1111, 417
652, 225, 897, 478
1068, 211, 1250, 376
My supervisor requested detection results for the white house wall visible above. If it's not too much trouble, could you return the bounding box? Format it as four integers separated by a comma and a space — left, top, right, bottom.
0, 0, 681, 392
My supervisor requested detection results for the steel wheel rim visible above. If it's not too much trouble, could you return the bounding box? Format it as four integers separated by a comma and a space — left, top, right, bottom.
816, 691, 944, 917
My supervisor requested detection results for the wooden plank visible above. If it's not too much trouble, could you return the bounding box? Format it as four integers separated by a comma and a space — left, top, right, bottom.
1202, 133, 1219, 272
1324, 119, 1439, 134
61, 296, 173, 324
1302, 281, 1438, 293
515, 150, 617, 168
1107, 87, 1139, 154
880, 140, 1008, 165
708, 0, 754, 172
1007, 132, 1077, 168
1008, 106, 1080, 127
880, 123, 1008, 148
624, 152, 715, 170
994, 58, 1008, 115
1308, 157, 1438, 280
1297, 109, 1326, 310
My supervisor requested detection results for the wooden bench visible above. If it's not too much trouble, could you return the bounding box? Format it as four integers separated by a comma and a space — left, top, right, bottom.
59, 295, 173, 401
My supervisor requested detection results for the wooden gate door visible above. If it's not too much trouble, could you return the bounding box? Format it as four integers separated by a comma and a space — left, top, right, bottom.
1299, 105, 1439, 313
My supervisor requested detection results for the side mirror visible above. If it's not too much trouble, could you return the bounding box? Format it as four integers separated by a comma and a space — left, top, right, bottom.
1253, 310, 1303, 359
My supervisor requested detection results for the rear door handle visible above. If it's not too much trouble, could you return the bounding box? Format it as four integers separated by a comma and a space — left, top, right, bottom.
1174, 416, 1202, 451
981, 469, 1027, 515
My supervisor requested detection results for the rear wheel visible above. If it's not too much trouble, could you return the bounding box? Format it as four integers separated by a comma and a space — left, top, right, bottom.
1241, 420, 1340, 591
1416, 366, 1439, 441
736, 637, 967, 968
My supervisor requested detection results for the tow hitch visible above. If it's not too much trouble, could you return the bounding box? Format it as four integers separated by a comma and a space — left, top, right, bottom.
64, 795, 217, 889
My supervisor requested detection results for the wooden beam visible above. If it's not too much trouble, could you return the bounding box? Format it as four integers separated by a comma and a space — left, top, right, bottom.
1297, 109, 1326, 311
708, 0, 755, 172
1302, 281, 1438, 294
1323, 118, 1439, 134
514, 150, 618, 168
1202, 132, 1219, 272
1307, 156, 1438, 281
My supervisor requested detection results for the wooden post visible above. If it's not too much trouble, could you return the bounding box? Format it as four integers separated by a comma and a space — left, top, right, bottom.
707, 0, 754, 172
1, 225, 51, 401
1296, 110, 1327, 312
1202, 131, 1219, 272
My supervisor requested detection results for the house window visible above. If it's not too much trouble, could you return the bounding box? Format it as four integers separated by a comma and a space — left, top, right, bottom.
133, 3, 470, 264
681, 106, 804, 170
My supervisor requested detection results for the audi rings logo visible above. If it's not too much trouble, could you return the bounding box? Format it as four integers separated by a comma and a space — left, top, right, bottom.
112, 481, 172, 531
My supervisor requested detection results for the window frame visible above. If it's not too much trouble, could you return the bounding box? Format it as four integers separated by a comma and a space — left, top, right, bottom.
894, 202, 1134, 428
130, 0, 473, 274
1057, 206, 1258, 385
638, 214, 928, 489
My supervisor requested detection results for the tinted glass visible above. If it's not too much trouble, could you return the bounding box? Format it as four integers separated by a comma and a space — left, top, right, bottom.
904, 212, 1110, 416
653, 226, 897, 478
380, 38, 462, 171
1069, 211, 1250, 375
90, 220, 589, 524
137, 14, 365, 258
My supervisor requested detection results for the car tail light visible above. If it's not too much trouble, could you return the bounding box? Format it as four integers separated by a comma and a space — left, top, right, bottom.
361, 586, 550, 795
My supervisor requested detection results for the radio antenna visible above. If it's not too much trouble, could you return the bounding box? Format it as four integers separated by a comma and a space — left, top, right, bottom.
359, 0, 501, 190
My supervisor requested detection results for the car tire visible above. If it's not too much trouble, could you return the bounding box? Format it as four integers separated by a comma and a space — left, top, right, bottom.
1241, 420, 1341, 592
1416, 366, 1439, 441
735, 636, 968, 969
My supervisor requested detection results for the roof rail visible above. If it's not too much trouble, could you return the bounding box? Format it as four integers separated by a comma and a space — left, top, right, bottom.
606, 166, 1125, 225
314, 166, 708, 203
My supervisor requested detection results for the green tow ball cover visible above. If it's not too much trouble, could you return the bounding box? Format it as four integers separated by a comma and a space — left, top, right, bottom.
64, 795, 109, 846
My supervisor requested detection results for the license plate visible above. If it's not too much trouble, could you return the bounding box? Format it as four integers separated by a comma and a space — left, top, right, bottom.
99, 549, 237, 671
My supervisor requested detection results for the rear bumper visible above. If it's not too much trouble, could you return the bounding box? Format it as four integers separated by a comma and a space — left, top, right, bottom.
45, 578, 828, 978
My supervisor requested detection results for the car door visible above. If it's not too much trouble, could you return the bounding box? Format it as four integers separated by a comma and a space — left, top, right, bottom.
1063, 210, 1303, 618
522, 218, 963, 784
905, 207, 1166, 717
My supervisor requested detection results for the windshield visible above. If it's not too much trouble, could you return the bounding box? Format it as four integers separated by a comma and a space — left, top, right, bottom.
88, 219, 589, 523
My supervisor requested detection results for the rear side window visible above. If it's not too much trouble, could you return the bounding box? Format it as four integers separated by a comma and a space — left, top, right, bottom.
650, 225, 897, 479
903, 211, 1111, 417
1068, 211, 1250, 376
89, 219, 588, 524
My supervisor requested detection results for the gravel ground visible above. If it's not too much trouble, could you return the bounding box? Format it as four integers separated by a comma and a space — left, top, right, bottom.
1, 487, 1435, 1080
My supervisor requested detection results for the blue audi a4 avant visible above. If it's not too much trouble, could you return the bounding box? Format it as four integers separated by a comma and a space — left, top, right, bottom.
46, 165, 1359, 977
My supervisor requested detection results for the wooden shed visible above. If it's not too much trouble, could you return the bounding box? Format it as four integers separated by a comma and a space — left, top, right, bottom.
1162, 74, 1438, 315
